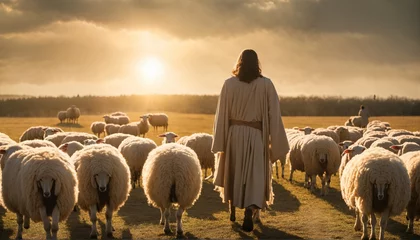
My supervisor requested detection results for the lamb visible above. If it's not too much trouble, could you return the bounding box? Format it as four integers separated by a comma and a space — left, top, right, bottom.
390, 142, 420, 155
118, 122, 139, 136
105, 123, 121, 136
104, 133, 132, 148
311, 128, 340, 143
142, 143, 202, 237
339, 145, 366, 177
159, 132, 179, 144
301, 135, 341, 195
59, 141, 84, 157
184, 133, 215, 179
71, 144, 131, 238
387, 129, 414, 138
400, 151, 420, 233
66, 105, 81, 124
2, 147, 78, 240
138, 115, 150, 137
340, 147, 410, 240
57, 111, 67, 123
20, 139, 57, 148
118, 136, 157, 188
148, 113, 169, 131
90, 122, 106, 138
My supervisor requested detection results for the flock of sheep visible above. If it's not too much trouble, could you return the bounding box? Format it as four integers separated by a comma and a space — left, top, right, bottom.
0, 110, 420, 239
57, 105, 81, 124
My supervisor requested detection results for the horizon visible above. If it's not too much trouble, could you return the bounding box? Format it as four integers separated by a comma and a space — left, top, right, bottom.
0, 1, 419, 97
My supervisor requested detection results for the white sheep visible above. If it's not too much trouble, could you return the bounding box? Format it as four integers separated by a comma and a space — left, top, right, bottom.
400, 151, 420, 233
57, 111, 67, 124
396, 135, 420, 145
339, 144, 366, 177
61, 133, 98, 145
311, 128, 340, 143
20, 139, 57, 148
19, 126, 48, 142
118, 122, 139, 136
58, 141, 84, 157
138, 115, 150, 137
340, 147, 410, 240
2, 147, 78, 240
347, 127, 363, 142
90, 122, 106, 138
414, 131, 420, 137
364, 131, 387, 139
71, 144, 131, 238
148, 113, 169, 131
301, 135, 341, 195
370, 139, 398, 153
43, 127, 63, 139
390, 142, 420, 155
184, 133, 215, 180
118, 136, 157, 188
176, 136, 190, 145
44, 132, 73, 147
333, 126, 351, 143
83, 139, 104, 146
159, 132, 179, 144
387, 129, 414, 138
142, 143, 202, 237
349, 116, 363, 128
354, 136, 380, 148
103, 115, 118, 124
104, 133, 133, 148
66, 105, 81, 124
105, 123, 121, 135
298, 126, 314, 135
0, 134, 16, 146
287, 135, 309, 183
338, 140, 354, 154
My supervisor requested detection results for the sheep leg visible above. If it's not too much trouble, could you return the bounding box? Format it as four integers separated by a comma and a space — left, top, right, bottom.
379, 210, 389, 240
304, 174, 309, 188
105, 205, 114, 238
89, 205, 98, 239
163, 208, 171, 234
51, 206, 60, 240
310, 175, 316, 193
16, 213, 23, 240
24, 215, 30, 229
204, 167, 214, 180
275, 161, 279, 179
281, 162, 285, 179
361, 213, 369, 240
324, 174, 331, 195
40, 206, 52, 240
370, 213, 376, 240
354, 210, 362, 231
320, 174, 326, 196
159, 207, 165, 225
230, 201, 236, 222
176, 207, 185, 237
289, 169, 295, 182
407, 210, 415, 233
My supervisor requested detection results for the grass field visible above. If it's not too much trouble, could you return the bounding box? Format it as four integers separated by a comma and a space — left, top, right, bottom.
0, 113, 419, 239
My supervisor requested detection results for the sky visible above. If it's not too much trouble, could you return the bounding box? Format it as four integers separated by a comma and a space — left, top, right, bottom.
0, 0, 419, 98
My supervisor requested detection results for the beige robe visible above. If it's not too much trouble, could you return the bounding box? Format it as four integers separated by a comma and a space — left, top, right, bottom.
212, 76, 289, 209
358, 108, 370, 128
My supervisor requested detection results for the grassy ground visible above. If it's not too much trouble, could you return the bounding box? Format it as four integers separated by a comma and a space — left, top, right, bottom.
0, 113, 419, 239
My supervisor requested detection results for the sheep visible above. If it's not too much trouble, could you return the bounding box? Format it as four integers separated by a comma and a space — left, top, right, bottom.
90, 122, 106, 138
0, 144, 29, 170
298, 126, 314, 135
19, 126, 48, 142
142, 143, 202, 237
301, 135, 341, 195
105, 123, 121, 136
61, 133, 98, 145
0, 135, 16, 146
414, 131, 420, 137
344, 119, 353, 126
43, 127, 63, 139
347, 127, 363, 142
349, 116, 363, 128
400, 151, 420, 233
339, 144, 366, 177
72, 144, 131, 238
118, 136, 157, 188
370, 139, 397, 153
338, 140, 354, 153
355, 136, 380, 148
340, 147, 410, 240
117, 115, 130, 125
387, 129, 414, 138
183, 133, 215, 180
334, 126, 351, 143
66, 105, 81, 124
159, 132, 179, 144
103, 115, 118, 124
104, 133, 133, 148
390, 142, 420, 155
138, 115, 150, 137
57, 111, 67, 123
148, 113, 169, 131
366, 120, 383, 129
364, 131, 387, 139
20, 139, 57, 148
110, 112, 127, 116
84, 139, 104, 146
176, 136, 190, 145
2, 147, 78, 240
396, 135, 420, 145
311, 128, 340, 143
59, 141, 84, 157
118, 122, 139, 136
287, 135, 310, 183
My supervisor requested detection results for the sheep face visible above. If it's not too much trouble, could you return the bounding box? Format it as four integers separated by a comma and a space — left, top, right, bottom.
93, 172, 111, 193
159, 132, 178, 143
372, 179, 390, 212
140, 115, 149, 122
37, 176, 55, 198
43, 128, 60, 139
299, 127, 314, 135
315, 150, 328, 169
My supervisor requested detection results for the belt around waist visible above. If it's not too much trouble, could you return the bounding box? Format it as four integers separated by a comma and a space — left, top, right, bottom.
229, 119, 262, 131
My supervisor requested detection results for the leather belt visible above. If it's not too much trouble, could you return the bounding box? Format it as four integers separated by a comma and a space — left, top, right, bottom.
229, 119, 262, 131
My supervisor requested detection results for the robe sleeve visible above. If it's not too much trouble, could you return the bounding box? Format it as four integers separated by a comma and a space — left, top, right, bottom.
212, 81, 229, 153
267, 80, 290, 162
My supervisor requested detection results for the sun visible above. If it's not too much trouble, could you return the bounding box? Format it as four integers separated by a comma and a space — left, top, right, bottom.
136, 57, 164, 83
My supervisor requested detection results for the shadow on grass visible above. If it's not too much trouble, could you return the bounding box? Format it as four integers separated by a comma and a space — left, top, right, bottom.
269, 181, 301, 214
65, 211, 93, 240
56, 123, 84, 128
0, 206, 14, 239
187, 181, 226, 220
121, 228, 133, 239
119, 188, 162, 225
231, 222, 303, 239
387, 218, 420, 240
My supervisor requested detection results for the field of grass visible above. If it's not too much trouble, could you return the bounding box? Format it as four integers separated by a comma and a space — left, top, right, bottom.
0, 113, 419, 239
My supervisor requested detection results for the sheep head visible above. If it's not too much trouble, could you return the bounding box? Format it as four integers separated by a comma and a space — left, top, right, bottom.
159, 132, 178, 144
92, 172, 111, 193
37, 176, 57, 198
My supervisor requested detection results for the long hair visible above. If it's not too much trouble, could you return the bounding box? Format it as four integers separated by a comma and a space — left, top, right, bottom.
232, 49, 262, 83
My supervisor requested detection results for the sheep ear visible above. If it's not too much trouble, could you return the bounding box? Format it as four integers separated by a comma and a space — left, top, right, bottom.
0, 149, 6, 155
54, 179, 61, 195
96, 139, 104, 144
341, 149, 352, 156
310, 128, 315, 131
42, 127, 48, 131
390, 145, 402, 150
338, 142, 344, 146
59, 143, 68, 152
174, 134, 179, 138
298, 128, 304, 131
91, 176, 97, 189
158, 134, 166, 138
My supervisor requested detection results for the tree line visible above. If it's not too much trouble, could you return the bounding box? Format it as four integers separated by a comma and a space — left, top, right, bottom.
0, 95, 418, 117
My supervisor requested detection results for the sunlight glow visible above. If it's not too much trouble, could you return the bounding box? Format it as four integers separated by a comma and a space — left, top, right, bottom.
136, 57, 164, 84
